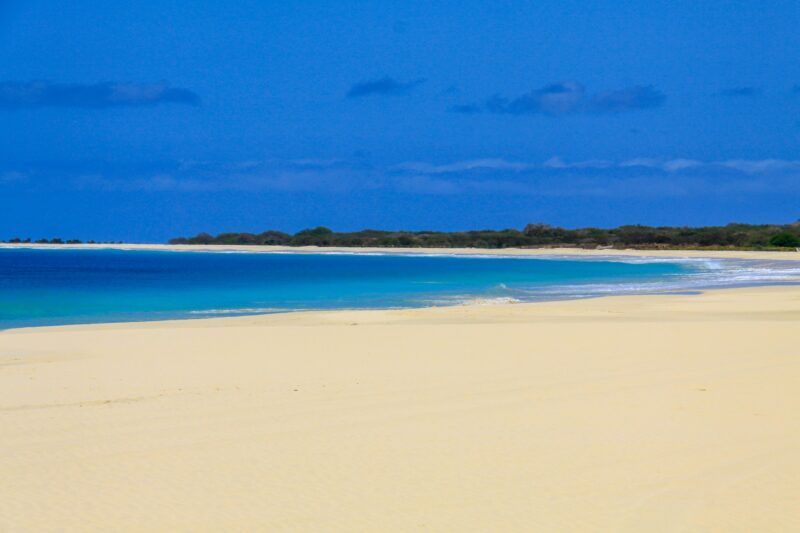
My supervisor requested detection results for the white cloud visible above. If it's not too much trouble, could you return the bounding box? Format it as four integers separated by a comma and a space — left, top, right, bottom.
9, 156, 800, 199
719, 159, 800, 173
396, 158, 531, 174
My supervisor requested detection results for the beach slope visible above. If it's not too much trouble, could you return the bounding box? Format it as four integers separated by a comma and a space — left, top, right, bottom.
1, 286, 799, 531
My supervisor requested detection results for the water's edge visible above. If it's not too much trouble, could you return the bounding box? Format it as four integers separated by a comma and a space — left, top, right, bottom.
1, 248, 798, 329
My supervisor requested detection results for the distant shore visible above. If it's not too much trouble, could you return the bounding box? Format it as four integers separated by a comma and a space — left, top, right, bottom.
2, 241, 800, 262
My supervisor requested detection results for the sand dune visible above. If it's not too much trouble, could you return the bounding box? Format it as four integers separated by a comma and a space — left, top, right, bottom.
1, 286, 799, 531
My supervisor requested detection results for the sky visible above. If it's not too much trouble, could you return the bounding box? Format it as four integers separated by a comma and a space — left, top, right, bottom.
1, 0, 799, 242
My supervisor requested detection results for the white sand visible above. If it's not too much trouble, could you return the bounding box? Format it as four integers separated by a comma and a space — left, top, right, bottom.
1, 286, 799, 531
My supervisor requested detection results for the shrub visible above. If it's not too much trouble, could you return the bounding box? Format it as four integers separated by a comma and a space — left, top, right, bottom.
769, 232, 800, 248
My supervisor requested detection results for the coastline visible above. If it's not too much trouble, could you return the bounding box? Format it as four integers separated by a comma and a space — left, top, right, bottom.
2, 285, 799, 530
3, 242, 800, 330
2, 241, 800, 262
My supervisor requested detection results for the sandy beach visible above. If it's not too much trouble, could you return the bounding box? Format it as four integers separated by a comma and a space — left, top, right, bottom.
1, 285, 799, 531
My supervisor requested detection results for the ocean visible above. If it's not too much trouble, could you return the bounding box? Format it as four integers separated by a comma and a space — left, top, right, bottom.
1, 248, 798, 328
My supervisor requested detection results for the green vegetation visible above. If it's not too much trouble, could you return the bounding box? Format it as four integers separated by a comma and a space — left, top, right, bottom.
166, 221, 800, 250
5, 222, 799, 250
769, 232, 800, 248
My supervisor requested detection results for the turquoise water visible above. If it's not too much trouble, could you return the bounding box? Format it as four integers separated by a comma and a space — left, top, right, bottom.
1, 248, 797, 328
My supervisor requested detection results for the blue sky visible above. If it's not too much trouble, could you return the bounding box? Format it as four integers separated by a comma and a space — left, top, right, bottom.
1, 0, 799, 241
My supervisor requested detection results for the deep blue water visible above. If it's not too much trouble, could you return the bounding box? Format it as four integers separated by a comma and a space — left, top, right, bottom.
1, 248, 798, 328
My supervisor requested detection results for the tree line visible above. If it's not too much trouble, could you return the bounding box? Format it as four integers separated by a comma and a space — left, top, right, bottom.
166, 222, 800, 249
5, 222, 799, 249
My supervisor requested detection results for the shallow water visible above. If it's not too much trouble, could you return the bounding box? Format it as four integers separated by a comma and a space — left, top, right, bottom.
1, 248, 798, 328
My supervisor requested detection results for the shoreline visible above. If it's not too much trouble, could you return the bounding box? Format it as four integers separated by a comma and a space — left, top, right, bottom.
2, 284, 799, 530
3, 281, 800, 333
0, 283, 796, 334
6, 242, 800, 332
2, 241, 800, 261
